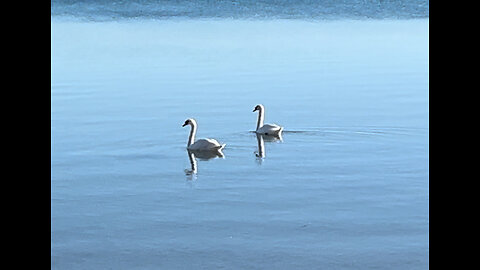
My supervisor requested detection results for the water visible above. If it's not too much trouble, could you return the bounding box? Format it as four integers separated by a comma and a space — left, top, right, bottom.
51, 0, 429, 20
51, 9, 429, 270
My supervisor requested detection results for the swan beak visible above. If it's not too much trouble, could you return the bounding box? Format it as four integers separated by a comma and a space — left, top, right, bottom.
252, 108, 257, 112
182, 123, 187, 127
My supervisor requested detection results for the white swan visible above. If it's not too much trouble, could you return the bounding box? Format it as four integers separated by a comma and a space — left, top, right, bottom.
182, 118, 226, 151
253, 104, 283, 135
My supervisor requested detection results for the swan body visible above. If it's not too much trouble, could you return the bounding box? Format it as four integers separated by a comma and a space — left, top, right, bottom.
188, 138, 225, 151
253, 104, 283, 136
256, 123, 283, 135
182, 118, 226, 151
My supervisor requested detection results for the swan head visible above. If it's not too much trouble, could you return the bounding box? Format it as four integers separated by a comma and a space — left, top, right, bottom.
182, 118, 196, 127
253, 104, 264, 112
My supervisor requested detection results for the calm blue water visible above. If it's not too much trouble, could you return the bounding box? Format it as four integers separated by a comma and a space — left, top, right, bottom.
51, 9, 429, 270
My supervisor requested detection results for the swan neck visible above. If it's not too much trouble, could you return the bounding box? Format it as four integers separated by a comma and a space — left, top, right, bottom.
188, 123, 197, 147
256, 108, 264, 130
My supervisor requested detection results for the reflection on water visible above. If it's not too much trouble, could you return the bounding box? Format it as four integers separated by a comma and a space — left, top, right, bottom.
185, 149, 225, 179
184, 150, 197, 179
255, 134, 265, 159
255, 133, 282, 164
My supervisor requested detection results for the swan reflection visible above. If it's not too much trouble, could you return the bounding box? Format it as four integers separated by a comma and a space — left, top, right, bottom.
255, 133, 282, 162
185, 149, 225, 178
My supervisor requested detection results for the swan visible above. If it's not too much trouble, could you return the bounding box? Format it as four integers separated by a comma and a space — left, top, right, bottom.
182, 118, 226, 151
253, 104, 283, 135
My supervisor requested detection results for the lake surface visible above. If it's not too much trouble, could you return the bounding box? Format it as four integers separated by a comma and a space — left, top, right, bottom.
51, 17, 428, 269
